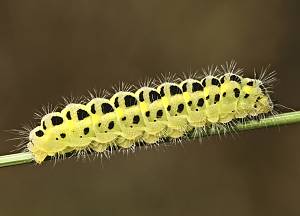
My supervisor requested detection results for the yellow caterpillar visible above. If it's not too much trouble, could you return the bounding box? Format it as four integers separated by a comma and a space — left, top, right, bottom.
27, 62, 274, 163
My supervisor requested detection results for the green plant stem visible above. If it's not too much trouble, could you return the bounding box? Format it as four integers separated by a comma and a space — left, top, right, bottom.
1, 111, 300, 168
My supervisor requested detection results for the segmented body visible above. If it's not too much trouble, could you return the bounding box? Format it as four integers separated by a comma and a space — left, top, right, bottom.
28, 65, 273, 163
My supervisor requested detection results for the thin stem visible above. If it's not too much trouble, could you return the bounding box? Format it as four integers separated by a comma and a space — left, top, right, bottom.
0, 111, 300, 168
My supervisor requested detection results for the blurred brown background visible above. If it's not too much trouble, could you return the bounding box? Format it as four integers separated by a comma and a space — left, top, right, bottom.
0, 0, 300, 216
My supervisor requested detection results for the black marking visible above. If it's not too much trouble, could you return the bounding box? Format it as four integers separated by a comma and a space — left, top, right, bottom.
201, 78, 206, 87
108, 121, 114, 129
149, 90, 161, 103
122, 116, 126, 121
220, 76, 225, 84
259, 84, 267, 94
206, 95, 210, 100
192, 82, 203, 92
167, 105, 171, 111
56, 138, 59, 140
230, 75, 241, 83
91, 104, 96, 114
254, 104, 257, 108
60, 133, 66, 138
35, 130, 44, 137
77, 109, 90, 120
244, 93, 250, 98
188, 101, 192, 106
98, 123, 101, 127
145, 111, 150, 117
214, 94, 220, 104
42, 121, 46, 130
160, 87, 165, 97
256, 96, 261, 102
51, 116, 64, 126
222, 92, 226, 97
84, 127, 89, 135
247, 81, 254, 86
133, 115, 140, 124
156, 109, 163, 118
139, 91, 144, 102
182, 83, 187, 92
124, 95, 138, 107
101, 103, 114, 114
114, 97, 119, 108
170, 85, 182, 96
233, 88, 240, 98
197, 98, 204, 107
212, 78, 220, 86
177, 103, 184, 113
66, 111, 71, 120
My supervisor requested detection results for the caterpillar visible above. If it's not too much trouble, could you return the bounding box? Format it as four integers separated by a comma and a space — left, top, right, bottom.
25, 61, 275, 164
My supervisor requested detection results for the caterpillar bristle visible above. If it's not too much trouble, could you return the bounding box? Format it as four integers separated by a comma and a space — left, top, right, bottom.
220, 60, 243, 75
201, 64, 219, 77
33, 103, 59, 120
155, 72, 181, 87
112, 81, 135, 93
60, 94, 86, 108
20, 61, 280, 164
85, 89, 110, 103
137, 77, 155, 89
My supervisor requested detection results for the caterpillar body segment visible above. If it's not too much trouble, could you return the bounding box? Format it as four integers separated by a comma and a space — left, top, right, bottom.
135, 87, 168, 144
27, 63, 274, 163
110, 92, 145, 148
179, 79, 207, 127
157, 83, 191, 139
85, 98, 121, 152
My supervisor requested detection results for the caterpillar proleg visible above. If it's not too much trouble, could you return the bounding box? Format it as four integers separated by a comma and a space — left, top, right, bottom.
25, 61, 275, 164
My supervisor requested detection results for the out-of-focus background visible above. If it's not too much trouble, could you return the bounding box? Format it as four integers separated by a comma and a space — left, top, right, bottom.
0, 0, 299, 215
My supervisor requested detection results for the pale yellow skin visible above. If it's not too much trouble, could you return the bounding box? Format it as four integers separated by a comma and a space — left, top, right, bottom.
135, 87, 167, 143
86, 98, 121, 152
157, 83, 191, 138
179, 79, 207, 127
110, 92, 145, 148
28, 72, 273, 163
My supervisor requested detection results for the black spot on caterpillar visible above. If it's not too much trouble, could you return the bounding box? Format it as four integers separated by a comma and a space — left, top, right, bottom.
26, 61, 275, 164
170, 85, 182, 96
66, 111, 72, 120
230, 74, 241, 83
51, 116, 63, 126
124, 95, 138, 107
192, 82, 203, 92
149, 91, 161, 103
101, 103, 114, 114
35, 130, 44, 137
77, 109, 90, 121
